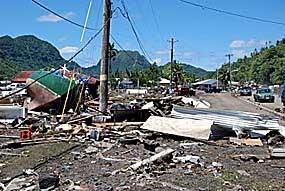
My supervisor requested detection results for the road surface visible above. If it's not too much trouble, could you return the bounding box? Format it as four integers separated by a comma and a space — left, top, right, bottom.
199, 92, 272, 115
238, 93, 283, 112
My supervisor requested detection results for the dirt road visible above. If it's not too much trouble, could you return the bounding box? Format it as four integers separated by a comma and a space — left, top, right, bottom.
199, 92, 272, 115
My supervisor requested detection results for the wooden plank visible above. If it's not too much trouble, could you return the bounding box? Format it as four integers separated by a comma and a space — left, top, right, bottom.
130, 148, 174, 171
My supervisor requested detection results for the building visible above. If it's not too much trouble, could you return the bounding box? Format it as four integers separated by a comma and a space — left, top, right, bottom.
158, 78, 174, 88
192, 79, 224, 92
12, 71, 34, 83
119, 78, 134, 89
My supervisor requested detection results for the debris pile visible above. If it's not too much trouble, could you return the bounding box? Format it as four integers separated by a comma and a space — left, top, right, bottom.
0, 95, 285, 190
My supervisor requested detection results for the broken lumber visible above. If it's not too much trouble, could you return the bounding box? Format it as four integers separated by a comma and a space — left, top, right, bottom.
129, 148, 174, 171
0, 135, 19, 139
271, 148, 285, 158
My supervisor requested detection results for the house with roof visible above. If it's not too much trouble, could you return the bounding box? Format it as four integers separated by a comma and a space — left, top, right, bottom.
12, 71, 34, 83
192, 79, 224, 91
119, 78, 134, 89
158, 78, 174, 88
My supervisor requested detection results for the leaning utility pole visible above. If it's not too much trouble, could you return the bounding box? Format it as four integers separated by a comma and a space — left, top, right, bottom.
225, 54, 233, 90
168, 38, 177, 91
99, 0, 111, 112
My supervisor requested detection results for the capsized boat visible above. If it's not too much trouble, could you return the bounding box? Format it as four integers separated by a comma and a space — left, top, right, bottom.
26, 70, 80, 112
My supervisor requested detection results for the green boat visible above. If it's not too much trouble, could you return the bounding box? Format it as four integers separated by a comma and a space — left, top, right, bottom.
26, 71, 79, 112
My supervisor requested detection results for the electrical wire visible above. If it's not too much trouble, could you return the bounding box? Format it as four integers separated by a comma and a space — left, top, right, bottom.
32, 0, 153, 65
111, 34, 142, 65
31, 0, 144, 74
148, 0, 164, 43
0, 0, 119, 100
0, 16, 108, 101
31, 0, 97, 30
178, 0, 285, 26
120, 0, 153, 62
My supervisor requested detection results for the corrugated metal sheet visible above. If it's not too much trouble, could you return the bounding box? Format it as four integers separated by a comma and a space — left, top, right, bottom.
171, 105, 282, 131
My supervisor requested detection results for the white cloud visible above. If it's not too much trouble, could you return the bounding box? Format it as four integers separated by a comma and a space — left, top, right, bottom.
229, 39, 268, 48
155, 49, 169, 55
153, 58, 162, 64
60, 46, 79, 54
232, 49, 249, 58
37, 12, 74, 23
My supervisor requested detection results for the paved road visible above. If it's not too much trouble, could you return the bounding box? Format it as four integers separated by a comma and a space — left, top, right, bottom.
199, 92, 272, 115
238, 93, 283, 111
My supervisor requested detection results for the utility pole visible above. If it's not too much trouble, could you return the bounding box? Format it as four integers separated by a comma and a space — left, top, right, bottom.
216, 68, 219, 89
99, 0, 111, 112
168, 38, 177, 91
225, 54, 233, 90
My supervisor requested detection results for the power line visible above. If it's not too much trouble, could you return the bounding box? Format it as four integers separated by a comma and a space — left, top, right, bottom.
0, 13, 110, 100
148, 0, 164, 43
178, 0, 285, 26
111, 34, 145, 66
31, 0, 97, 30
120, 0, 153, 62
32, 0, 154, 63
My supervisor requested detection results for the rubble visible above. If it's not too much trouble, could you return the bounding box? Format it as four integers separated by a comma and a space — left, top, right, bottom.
271, 148, 285, 158
129, 148, 174, 171
0, 92, 285, 190
141, 116, 213, 140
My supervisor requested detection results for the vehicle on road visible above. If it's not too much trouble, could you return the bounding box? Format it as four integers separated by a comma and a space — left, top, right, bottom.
254, 87, 274, 102
174, 86, 196, 96
239, 86, 252, 96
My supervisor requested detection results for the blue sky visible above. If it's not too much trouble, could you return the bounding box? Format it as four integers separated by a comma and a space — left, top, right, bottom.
1, 0, 285, 71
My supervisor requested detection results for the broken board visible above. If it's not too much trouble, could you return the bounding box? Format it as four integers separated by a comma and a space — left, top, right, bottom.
141, 116, 213, 140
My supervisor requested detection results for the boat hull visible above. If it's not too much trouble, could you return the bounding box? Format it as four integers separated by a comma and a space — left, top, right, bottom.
26, 71, 79, 112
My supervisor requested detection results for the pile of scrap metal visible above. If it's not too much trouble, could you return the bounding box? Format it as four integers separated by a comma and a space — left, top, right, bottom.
106, 96, 210, 122
170, 105, 285, 139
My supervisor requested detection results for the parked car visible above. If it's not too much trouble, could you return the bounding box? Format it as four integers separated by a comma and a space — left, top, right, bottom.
254, 87, 274, 102
239, 86, 252, 96
174, 86, 196, 96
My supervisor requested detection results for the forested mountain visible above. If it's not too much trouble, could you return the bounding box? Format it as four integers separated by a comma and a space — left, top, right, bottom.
82, 50, 151, 76
0, 35, 209, 80
160, 62, 208, 77
218, 38, 285, 85
0, 35, 70, 79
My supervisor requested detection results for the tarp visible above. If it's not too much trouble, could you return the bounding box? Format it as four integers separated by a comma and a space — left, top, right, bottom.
141, 116, 213, 140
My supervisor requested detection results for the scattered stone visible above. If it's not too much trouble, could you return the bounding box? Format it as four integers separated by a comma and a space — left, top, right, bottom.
237, 170, 251, 177
212, 162, 223, 168
173, 155, 201, 164
85, 146, 98, 154
39, 174, 60, 190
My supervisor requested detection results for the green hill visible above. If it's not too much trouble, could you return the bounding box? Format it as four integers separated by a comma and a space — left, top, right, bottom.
0, 35, 68, 79
82, 50, 151, 76
0, 35, 152, 79
224, 38, 285, 85
160, 62, 208, 76
0, 35, 209, 80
